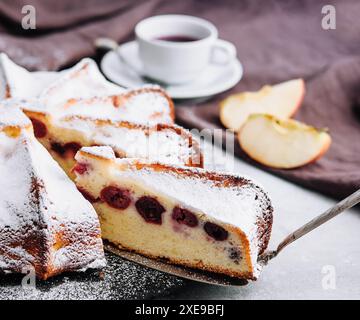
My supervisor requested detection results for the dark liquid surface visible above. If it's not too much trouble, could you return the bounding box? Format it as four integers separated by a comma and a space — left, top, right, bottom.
155, 35, 200, 42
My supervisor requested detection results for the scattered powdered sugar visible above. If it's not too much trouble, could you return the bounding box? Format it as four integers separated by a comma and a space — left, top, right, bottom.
0, 252, 184, 300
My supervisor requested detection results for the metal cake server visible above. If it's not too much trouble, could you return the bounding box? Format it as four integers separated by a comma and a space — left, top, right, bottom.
258, 188, 360, 265
105, 189, 360, 287
104, 243, 248, 287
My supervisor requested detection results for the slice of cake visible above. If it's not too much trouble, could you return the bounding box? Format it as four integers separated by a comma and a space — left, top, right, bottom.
22, 105, 202, 179
74, 147, 273, 279
0, 103, 106, 279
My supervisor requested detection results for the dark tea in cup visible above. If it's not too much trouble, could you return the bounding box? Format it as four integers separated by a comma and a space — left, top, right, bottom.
155, 35, 200, 42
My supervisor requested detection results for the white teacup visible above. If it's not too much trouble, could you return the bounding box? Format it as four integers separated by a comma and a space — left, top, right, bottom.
135, 15, 236, 85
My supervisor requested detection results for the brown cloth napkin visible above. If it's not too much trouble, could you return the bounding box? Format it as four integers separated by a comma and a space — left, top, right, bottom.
174, 0, 360, 200
0, 0, 359, 198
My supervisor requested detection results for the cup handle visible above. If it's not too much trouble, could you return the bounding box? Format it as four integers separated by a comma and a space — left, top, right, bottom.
210, 39, 237, 65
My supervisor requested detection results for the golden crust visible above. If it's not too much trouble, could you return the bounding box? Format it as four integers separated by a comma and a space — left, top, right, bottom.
23, 109, 48, 119
105, 239, 255, 280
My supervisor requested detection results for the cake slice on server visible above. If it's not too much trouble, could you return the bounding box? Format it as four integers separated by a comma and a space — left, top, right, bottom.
22, 103, 203, 179
74, 146, 273, 279
0, 103, 105, 279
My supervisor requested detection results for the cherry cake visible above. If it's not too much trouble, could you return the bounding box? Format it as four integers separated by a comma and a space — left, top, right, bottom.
74, 146, 273, 279
0, 104, 105, 279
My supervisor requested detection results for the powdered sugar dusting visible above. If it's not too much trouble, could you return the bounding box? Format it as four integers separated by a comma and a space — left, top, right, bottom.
0, 54, 123, 107
0, 101, 31, 128
0, 53, 59, 100
0, 252, 184, 300
0, 55, 173, 127
51, 88, 173, 125
38, 58, 124, 108
116, 87, 173, 124
63, 118, 197, 166
118, 159, 267, 235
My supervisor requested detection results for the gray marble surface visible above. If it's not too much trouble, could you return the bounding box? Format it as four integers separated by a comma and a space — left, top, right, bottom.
165, 141, 360, 300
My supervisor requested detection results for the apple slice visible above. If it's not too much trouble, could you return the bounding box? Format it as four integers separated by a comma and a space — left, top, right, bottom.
238, 114, 331, 169
220, 79, 305, 131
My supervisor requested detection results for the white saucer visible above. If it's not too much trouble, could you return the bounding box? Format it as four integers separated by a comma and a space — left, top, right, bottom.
100, 41, 243, 99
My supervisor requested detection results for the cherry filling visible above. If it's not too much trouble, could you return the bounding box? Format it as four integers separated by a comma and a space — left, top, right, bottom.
73, 163, 89, 175
51, 141, 82, 158
51, 142, 65, 155
100, 186, 131, 209
135, 196, 165, 225
30, 118, 47, 138
77, 187, 99, 203
172, 206, 198, 227
64, 142, 82, 156
204, 222, 228, 241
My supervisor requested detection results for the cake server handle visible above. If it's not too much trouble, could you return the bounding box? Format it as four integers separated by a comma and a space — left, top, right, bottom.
259, 188, 360, 264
